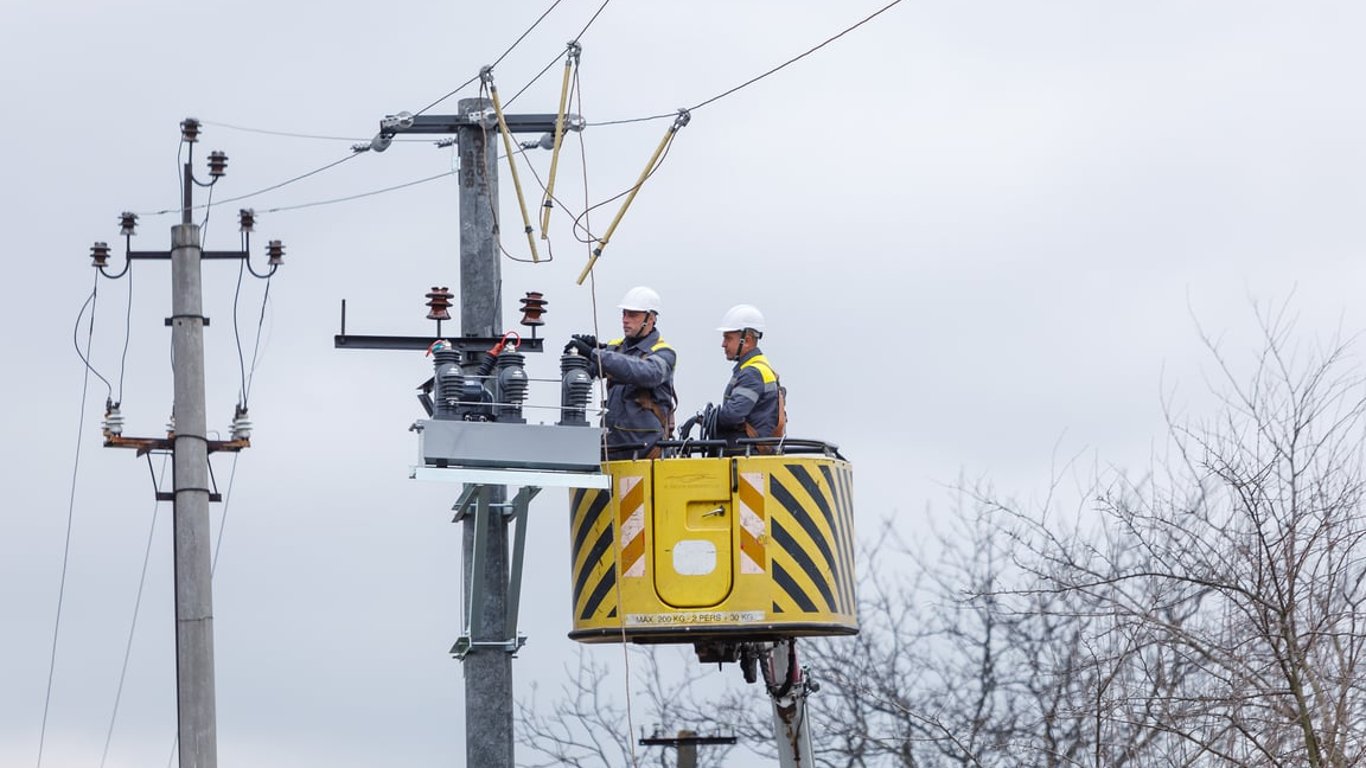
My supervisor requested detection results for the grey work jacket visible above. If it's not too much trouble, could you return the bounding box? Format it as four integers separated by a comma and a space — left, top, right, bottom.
716, 347, 782, 446
592, 328, 677, 459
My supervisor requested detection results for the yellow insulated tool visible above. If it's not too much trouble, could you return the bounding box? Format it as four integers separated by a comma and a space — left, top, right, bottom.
576, 108, 691, 285
540, 42, 580, 240
482, 66, 540, 263
568, 452, 858, 643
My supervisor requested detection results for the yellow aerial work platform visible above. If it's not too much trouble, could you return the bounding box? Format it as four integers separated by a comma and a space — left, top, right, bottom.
568, 440, 857, 647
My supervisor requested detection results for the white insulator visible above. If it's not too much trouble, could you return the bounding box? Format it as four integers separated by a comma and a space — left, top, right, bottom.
103, 407, 125, 436
231, 413, 253, 441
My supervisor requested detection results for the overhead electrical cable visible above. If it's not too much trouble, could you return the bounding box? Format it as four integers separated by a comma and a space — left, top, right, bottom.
39, 273, 105, 768
98, 457, 168, 768
689, 0, 905, 112
414, 0, 568, 117
200, 120, 429, 144
259, 169, 456, 214
243, 278, 274, 405
232, 250, 251, 408
116, 265, 134, 405
136, 152, 363, 218
588, 0, 905, 126
73, 284, 113, 400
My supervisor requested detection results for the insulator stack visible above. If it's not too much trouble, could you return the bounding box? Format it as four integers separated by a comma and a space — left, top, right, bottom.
426, 286, 453, 321
559, 349, 593, 426
208, 151, 229, 178
432, 343, 463, 419
519, 291, 548, 335
231, 406, 253, 441
90, 241, 111, 268
102, 402, 125, 437
495, 348, 529, 423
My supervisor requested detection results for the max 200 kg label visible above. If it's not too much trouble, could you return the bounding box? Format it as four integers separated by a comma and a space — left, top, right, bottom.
625, 611, 765, 626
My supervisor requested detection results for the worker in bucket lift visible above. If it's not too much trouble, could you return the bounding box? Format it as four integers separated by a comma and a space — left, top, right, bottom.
714, 304, 785, 452
564, 286, 678, 459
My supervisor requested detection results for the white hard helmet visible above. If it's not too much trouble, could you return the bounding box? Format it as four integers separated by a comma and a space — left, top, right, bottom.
717, 304, 766, 334
618, 286, 662, 314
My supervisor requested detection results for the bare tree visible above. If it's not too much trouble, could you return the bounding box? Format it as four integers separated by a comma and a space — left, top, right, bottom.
517, 645, 749, 768
1002, 311, 1366, 767
523, 312, 1366, 768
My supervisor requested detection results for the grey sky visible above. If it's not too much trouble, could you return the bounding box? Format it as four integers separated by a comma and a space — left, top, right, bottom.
4, 1, 1366, 766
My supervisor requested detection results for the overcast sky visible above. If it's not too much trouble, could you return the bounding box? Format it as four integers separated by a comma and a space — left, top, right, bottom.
4, 1, 1366, 766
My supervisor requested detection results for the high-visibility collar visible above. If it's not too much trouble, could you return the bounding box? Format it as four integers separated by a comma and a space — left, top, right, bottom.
609, 328, 670, 353
737, 349, 777, 383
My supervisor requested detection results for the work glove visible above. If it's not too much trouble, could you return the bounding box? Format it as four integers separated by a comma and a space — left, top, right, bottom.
571, 333, 604, 349
564, 337, 597, 357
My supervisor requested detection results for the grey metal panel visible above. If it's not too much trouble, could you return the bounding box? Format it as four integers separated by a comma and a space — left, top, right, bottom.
412, 466, 610, 489
418, 419, 603, 472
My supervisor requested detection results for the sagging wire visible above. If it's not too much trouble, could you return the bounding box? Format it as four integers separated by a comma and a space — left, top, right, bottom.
39, 270, 106, 768
98, 455, 169, 768
574, 109, 690, 285
586, 0, 906, 127
573, 66, 638, 768
690, 0, 905, 112
414, 0, 568, 118
116, 256, 134, 406
260, 170, 456, 214
73, 278, 114, 400
243, 279, 274, 406
233, 218, 276, 409
200, 120, 430, 144
482, 68, 541, 263
135, 151, 364, 218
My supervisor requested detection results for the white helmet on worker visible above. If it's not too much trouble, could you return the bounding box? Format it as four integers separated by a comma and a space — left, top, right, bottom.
618, 286, 662, 314
717, 304, 765, 336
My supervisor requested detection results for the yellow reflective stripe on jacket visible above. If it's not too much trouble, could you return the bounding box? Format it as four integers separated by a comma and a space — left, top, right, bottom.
739, 353, 777, 384
607, 336, 672, 353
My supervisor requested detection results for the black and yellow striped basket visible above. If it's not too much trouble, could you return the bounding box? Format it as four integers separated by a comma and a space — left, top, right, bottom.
568, 452, 857, 643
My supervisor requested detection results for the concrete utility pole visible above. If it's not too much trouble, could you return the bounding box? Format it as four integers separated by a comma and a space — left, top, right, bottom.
96, 118, 281, 768
353, 90, 586, 768
170, 201, 217, 768
456, 95, 514, 767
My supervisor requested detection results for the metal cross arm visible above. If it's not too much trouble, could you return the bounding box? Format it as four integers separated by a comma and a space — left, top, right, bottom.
382, 112, 585, 137
126, 249, 250, 260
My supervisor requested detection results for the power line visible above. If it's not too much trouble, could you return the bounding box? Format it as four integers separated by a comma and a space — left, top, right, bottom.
259, 169, 456, 214
689, 0, 906, 112
98, 456, 168, 768
73, 285, 113, 400
414, 0, 568, 117
39, 273, 104, 768
136, 151, 364, 217
588, 0, 905, 126
572, 0, 613, 41
117, 265, 134, 405
200, 120, 428, 144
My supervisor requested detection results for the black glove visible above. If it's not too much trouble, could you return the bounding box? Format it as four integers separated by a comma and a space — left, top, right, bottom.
572, 333, 604, 349
564, 337, 596, 357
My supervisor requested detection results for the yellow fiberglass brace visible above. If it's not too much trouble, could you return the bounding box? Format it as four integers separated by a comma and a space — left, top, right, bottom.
482, 67, 540, 263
